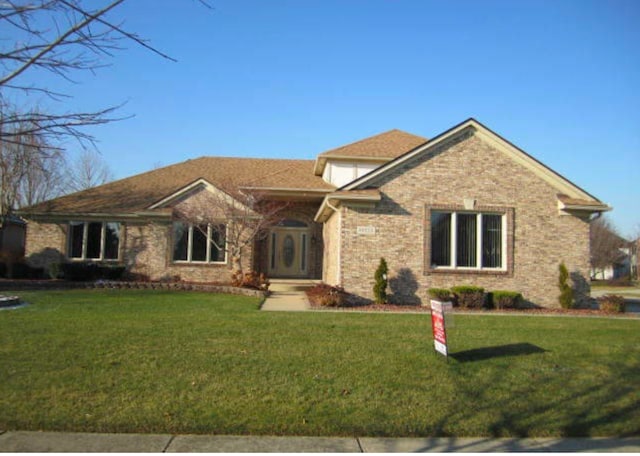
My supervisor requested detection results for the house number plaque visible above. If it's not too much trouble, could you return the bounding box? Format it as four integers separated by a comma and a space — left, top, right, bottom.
356, 226, 376, 235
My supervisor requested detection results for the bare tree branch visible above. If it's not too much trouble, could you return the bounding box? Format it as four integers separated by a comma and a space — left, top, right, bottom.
0, 0, 127, 87
0, 0, 208, 219
65, 149, 114, 192
172, 178, 290, 274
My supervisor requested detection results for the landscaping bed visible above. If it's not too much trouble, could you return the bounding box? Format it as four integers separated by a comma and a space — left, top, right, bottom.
0, 279, 267, 298
306, 283, 638, 317
307, 299, 639, 317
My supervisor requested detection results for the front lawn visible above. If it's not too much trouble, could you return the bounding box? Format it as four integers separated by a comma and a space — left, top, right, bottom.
1, 290, 639, 437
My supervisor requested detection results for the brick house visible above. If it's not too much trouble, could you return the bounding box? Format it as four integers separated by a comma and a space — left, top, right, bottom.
20, 118, 610, 307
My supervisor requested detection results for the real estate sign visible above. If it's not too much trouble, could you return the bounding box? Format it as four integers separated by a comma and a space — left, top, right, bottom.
430, 300, 452, 357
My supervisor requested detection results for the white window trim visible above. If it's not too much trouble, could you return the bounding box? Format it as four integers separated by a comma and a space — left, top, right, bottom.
432, 211, 506, 271
173, 223, 227, 265
68, 221, 121, 261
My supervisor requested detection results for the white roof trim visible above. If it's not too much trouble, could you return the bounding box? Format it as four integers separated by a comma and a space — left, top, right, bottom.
341, 118, 600, 202
147, 178, 219, 210
314, 191, 382, 223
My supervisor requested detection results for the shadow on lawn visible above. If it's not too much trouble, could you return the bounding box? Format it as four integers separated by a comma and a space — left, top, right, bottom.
451, 343, 547, 362
425, 354, 640, 440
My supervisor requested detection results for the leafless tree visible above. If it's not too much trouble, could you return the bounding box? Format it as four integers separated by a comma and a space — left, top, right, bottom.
65, 149, 114, 192
0, 113, 66, 214
590, 215, 628, 279
0, 0, 208, 218
172, 178, 290, 275
17, 150, 66, 208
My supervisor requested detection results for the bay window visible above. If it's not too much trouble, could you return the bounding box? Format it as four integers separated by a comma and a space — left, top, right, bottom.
68, 221, 120, 260
430, 211, 505, 270
172, 222, 226, 264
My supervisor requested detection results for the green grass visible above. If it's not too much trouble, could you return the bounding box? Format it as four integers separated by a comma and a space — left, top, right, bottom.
1, 290, 639, 437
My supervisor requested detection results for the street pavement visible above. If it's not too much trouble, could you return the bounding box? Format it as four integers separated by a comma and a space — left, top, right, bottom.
1, 431, 640, 452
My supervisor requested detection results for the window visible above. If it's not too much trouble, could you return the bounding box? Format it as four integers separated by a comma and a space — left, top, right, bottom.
172, 222, 226, 263
68, 222, 120, 260
430, 211, 504, 270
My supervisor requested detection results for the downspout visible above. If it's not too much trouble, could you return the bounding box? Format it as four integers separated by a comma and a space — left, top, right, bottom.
326, 200, 342, 285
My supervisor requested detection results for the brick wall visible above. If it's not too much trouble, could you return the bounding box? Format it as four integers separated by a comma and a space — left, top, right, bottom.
124, 221, 234, 283
24, 221, 67, 268
336, 130, 593, 308
23, 200, 324, 283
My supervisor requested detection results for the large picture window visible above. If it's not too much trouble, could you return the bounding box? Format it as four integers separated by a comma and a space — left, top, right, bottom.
430, 211, 505, 270
172, 222, 226, 264
68, 221, 120, 260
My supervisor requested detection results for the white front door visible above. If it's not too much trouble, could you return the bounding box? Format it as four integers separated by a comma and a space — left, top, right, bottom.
268, 228, 309, 277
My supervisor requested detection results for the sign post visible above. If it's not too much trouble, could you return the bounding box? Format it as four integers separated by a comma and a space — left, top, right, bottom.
430, 300, 452, 358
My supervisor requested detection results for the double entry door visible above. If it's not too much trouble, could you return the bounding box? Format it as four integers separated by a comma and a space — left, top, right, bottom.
268, 227, 309, 278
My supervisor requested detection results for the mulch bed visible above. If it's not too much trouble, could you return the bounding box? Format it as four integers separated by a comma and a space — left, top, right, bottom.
308, 300, 637, 317
0, 279, 267, 298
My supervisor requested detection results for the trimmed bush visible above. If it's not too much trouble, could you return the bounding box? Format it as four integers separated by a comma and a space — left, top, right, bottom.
61, 262, 126, 281
306, 283, 348, 307
597, 294, 626, 313
373, 258, 388, 304
10, 262, 44, 279
231, 270, 270, 291
558, 262, 574, 309
491, 290, 523, 309
48, 262, 62, 279
428, 288, 452, 302
451, 285, 485, 308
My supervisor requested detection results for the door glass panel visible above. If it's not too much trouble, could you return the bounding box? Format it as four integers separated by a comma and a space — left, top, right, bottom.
301, 233, 307, 271
277, 219, 308, 228
270, 232, 277, 270
283, 235, 295, 267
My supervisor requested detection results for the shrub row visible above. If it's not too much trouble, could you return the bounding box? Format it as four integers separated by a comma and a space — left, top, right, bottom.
0, 262, 45, 279
428, 286, 524, 309
306, 283, 349, 307
597, 294, 626, 313
59, 262, 126, 281
231, 270, 270, 291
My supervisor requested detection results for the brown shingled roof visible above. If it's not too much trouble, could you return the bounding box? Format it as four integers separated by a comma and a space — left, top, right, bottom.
318, 129, 428, 159
23, 157, 334, 216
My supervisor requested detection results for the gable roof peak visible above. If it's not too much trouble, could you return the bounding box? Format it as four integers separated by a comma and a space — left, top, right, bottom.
313, 128, 428, 175
318, 128, 428, 158
340, 118, 607, 210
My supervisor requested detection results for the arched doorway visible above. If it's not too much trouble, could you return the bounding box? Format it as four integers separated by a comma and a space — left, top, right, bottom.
268, 219, 310, 277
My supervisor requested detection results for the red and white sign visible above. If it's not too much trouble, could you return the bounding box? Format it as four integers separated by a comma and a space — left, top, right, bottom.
430, 300, 451, 357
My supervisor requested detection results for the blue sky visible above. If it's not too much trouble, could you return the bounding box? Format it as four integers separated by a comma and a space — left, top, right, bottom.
25, 0, 640, 237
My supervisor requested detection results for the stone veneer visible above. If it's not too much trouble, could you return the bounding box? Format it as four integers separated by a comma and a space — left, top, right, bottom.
325, 130, 592, 308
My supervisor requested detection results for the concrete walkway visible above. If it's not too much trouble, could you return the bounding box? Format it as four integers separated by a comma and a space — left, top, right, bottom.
261, 280, 317, 312
1, 431, 639, 452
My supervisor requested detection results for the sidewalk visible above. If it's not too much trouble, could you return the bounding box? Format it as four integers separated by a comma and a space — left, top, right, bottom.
260, 280, 316, 312
1, 431, 640, 452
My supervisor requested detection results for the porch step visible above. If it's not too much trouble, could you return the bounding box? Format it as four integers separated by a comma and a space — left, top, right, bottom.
269, 279, 320, 293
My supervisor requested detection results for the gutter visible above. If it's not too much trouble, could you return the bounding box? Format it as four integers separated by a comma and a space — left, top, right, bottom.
16, 211, 173, 223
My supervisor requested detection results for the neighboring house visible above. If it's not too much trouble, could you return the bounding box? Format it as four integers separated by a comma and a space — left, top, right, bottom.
19, 118, 610, 307
590, 235, 634, 281
0, 216, 26, 258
